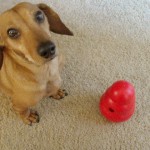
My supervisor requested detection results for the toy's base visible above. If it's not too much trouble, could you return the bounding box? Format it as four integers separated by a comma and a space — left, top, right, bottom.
100, 106, 135, 122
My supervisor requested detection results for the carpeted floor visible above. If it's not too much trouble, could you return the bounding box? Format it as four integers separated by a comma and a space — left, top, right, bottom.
0, 0, 150, 149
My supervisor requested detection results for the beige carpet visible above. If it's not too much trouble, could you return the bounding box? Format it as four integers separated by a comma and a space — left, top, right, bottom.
0, 0, 150, 149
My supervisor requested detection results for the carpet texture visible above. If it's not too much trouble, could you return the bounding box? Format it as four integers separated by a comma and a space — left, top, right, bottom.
0, 0, 150, 149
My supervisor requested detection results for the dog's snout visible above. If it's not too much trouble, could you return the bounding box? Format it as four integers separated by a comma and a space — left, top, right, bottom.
38, 41, 56, 58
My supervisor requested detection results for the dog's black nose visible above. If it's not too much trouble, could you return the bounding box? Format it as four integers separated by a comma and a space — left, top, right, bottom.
38, 41, 56, 58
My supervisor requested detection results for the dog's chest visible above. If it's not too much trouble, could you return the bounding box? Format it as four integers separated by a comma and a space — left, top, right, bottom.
41, 58, 59, 81
38, 58, 61, 93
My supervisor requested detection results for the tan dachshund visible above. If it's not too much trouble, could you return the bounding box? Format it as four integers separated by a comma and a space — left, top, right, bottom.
0, 2, 73, 125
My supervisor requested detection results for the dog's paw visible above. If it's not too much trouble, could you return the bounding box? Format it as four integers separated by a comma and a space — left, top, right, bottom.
50, 89, 68, 100
23, 110, 40, 126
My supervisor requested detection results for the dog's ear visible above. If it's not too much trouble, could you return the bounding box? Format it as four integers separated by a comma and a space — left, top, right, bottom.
38, 3, 73, 36
0, 35, 4, 70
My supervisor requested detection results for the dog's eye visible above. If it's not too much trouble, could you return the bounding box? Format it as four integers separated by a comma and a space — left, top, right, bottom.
7, 28, 20, 39
35, 11, 45, 23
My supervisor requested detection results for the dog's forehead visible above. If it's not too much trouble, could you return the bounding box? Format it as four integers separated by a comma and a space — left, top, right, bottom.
13, 2, 39, 14
0, 3, 39, 31
0, 10, 25, 31
0, 2, 39, 21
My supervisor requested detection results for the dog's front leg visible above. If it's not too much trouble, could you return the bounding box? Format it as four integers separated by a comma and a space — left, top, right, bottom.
51, 89, 68, 100
48, 76, 68, 100
12, 95, 40, 125
13, 105, 39, 125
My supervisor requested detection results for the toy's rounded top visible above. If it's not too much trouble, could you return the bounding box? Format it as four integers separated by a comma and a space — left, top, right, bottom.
105, 80, 135, 105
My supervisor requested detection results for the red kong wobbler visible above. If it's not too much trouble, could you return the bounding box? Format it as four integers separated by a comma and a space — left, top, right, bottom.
100, 80, 135, 122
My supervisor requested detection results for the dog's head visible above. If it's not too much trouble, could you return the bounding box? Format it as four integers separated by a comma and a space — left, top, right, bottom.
0, 2, 73, 68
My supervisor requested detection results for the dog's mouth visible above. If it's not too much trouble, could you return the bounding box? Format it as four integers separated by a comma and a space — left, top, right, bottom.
13, 50, 35, 63
13, 50, 57, 66
50, 54, 56, 60
45, 54, 57, 63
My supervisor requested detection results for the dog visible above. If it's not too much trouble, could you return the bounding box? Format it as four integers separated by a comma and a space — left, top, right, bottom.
0, 2, 73, 125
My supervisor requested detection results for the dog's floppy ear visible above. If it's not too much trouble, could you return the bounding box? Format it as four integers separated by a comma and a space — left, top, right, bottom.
0, 35, 4, 70
38, 3, 73, 36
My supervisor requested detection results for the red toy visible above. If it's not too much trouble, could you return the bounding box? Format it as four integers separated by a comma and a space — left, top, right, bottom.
99, 80, 135, 122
